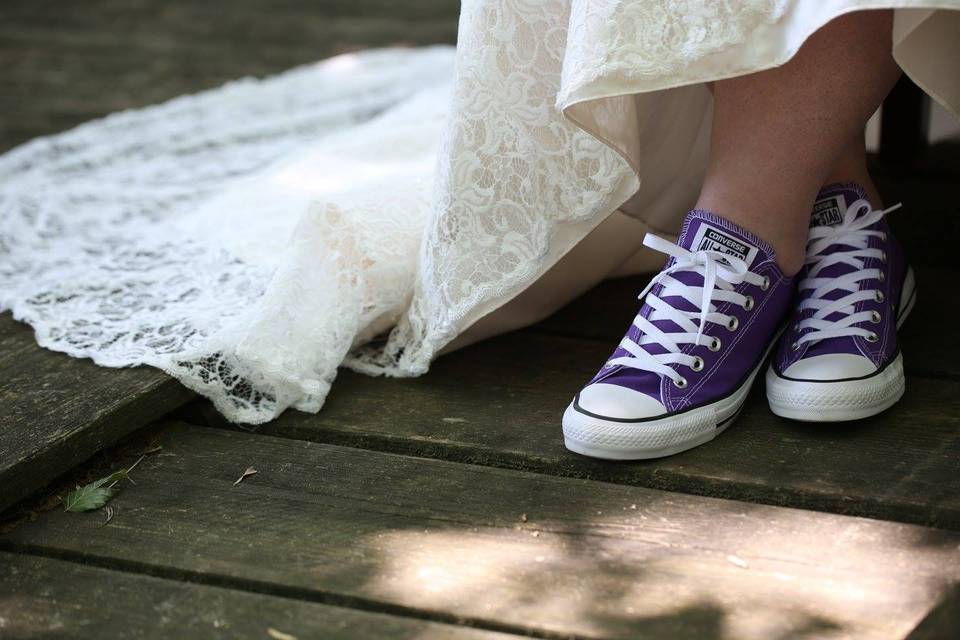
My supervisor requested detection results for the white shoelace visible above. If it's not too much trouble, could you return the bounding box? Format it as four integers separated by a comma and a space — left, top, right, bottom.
608, 233, 766, 388
794, 198, 901, 348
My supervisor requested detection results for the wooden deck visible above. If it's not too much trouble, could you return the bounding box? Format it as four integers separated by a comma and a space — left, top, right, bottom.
2, 2, 959, 638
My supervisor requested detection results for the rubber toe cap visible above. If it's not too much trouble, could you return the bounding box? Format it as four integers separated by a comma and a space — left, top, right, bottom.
782, 353, 877, 380
575, 383, 666, 420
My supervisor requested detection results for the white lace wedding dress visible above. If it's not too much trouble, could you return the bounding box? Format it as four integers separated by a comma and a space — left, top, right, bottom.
2, 2, 957, 423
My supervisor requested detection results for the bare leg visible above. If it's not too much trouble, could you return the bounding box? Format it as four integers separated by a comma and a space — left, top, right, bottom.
695, 11, 901, 275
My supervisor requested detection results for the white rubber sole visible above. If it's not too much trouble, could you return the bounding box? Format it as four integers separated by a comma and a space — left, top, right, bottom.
562, 352, 769, 461
765, 267, 915, 422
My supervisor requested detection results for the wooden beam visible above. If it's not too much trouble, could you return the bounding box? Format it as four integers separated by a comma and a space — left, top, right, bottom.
879, 75, 930, 169
4, 423, 957, 640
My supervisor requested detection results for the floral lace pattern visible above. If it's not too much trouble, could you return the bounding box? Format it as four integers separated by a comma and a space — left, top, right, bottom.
1, 48, 455, 422
6, 0, 919, 423
560, 0, 790, 104
352, 0, 638, 379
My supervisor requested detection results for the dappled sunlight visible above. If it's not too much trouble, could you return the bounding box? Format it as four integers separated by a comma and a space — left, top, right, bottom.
7, 426, 958, 639
328, 491, 960, 640
351, 525, 849, 639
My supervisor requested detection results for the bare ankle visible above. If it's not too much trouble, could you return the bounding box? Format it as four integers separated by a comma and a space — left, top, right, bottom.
694, 190, 810, 277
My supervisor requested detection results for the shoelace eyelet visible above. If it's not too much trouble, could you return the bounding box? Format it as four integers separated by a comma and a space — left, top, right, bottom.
879, 252, 887, 263
791, 341, 800, 351
743, 295, 754, 311
759, 276, 770, 291
878, 271, 886, 283
673, 377, 688, 389
708, 337, 722, 352
870, 310, 881, 324
866, 332, 879, 343
690, 356, 704, 372
875, 290, 885, 303
726, 316, 739, 331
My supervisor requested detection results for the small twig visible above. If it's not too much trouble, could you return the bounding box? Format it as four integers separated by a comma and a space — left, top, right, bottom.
233, 467, 258, 486
107, 454, 145, 490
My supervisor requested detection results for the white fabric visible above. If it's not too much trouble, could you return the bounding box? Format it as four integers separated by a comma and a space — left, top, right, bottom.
796, 201, 899, 345
609, 234, 764, 387
1, 2, 957, 423
0, 49, 456, 423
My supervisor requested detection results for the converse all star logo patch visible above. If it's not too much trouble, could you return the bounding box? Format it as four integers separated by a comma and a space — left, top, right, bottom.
691, 224, 759, 266
811, 195, 845, 228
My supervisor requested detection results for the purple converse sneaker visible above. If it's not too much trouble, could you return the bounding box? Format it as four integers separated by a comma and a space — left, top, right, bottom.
766, 183, 916, 421
563, 210, 795, 460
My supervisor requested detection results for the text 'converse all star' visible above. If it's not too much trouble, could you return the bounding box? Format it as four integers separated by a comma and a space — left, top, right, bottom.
563, 210, 794, 460
766, 183, 916, 421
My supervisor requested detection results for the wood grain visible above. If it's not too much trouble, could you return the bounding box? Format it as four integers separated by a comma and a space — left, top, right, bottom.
0, 0, 459, 152
4, 422, 957, 640
0, 552, 518, 639
0, 314, 193, 513
201, 322, 960, 529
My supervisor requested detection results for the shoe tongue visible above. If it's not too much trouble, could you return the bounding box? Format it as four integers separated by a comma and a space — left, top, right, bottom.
597, 210, 770, 395
811, 182, 869, 228
678, 209, 768, 269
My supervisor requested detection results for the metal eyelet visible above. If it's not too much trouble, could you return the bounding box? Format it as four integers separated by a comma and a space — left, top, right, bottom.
708, 337, 722, 352
866, 332, 879, 343
727, 316, 739, 332
875, 290, 885, 303
673, 377, 688, 389
870, 310, 881, 324
791, 342, 800, 351
879, 252, 888, 264
690, 356, 704, 372
877, 271, 886, 283
760, 276, 770, 291
743, 296, 754, 311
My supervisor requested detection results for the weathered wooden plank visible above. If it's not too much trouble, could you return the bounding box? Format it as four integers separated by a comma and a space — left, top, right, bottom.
0, 314, 194, 513
4, 423, 958, 640
192, 323, 960, 529
0, 552, 516, 640
0, 0, 458, 152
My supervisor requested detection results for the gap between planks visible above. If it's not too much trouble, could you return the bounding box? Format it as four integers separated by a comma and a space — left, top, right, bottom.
3, 422, 958, 640
0, 551, 522, 640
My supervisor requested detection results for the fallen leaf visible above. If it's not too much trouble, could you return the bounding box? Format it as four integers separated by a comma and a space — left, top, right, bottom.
234, 467, 258, 486
267, 628, 298, 640
64, 470, 128, 512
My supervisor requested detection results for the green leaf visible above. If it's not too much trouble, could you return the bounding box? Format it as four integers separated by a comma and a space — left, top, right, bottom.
63, 470, 128, 512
